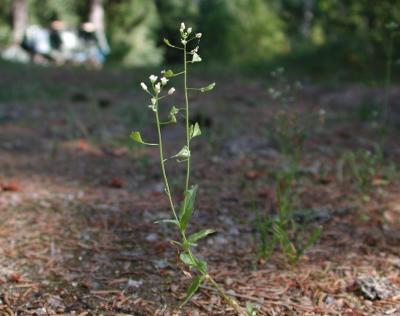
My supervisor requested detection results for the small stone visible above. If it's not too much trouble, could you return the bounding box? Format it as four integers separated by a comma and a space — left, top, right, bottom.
127, 279, 143, 288
356, 276, 400, 300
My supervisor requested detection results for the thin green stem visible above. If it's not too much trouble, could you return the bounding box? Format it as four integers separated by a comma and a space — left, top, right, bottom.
154, 98, 178, 222
207, 274, 246, 315
184, 43, 191, 192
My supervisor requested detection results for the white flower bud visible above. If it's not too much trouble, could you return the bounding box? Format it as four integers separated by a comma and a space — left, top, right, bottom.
195, 33, 202, 38
149, 75, 158, 83
140, 82, 148, 91
168, 87, 175, 95
187, 27, 192, 34
161, 77, 169, 85
155, 83, 161, 94
180, 22, 185, 32
151, 97, 157, 105
181, 39, 187, 45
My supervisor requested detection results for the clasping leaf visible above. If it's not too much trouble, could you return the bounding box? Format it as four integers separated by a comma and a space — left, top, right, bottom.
179, 184, 198, 231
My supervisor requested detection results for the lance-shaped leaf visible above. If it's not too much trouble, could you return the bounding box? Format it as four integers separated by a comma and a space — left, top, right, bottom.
130, 131, 158, 146
190, 122, 201, 139
188, 229, 215, 244
200, 82, 216, 93
179, 185, 198, 231
154, 219, 180, 227
180, 275, 206, 307
174, 145, 191, 161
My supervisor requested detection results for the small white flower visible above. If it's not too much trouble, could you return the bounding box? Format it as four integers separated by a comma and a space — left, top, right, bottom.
191, 46, 199, 53
195, 33, 202, 38
149, 75, 158, 83
181, 39, 187, 45
151, 97, 157, 105
187, 27, 192, 34
140, 82, 148, 91
161, 77, 169, 85
155, 83, 161, 94
168, 87, 175, 95
180, 22, 185, 32
192, 52, 202, 63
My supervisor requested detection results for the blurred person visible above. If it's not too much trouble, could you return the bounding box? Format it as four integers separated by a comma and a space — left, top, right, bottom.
77, 21, 109, 68
21, 24, 52, 63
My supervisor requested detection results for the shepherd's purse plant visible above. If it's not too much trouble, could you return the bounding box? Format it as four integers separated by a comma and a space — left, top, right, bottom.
130, 23, 246, 315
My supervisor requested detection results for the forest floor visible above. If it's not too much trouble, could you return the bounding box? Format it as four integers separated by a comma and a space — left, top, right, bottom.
0, 62, 400, 315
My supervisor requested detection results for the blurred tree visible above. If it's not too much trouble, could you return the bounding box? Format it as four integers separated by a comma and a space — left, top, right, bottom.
199, 0, 288, 63
12, 0, 27, 44
28, 0, 80, 26
0, 0, 13, 45
88, 0, 110, 56
105, 0, 162, 66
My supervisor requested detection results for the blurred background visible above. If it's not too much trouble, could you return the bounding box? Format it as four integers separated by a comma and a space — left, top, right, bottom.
0, 0, 398, 81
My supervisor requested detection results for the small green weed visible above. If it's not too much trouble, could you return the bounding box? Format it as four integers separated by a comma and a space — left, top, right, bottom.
131, 23, 247, 315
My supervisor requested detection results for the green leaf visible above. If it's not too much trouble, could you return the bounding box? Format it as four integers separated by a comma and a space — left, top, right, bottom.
272, 223, 297, 263
130, 131, 158, 146
180, 275, 205, 307
299, 226, 322, 256
154, 219, 179, 226
200, 82, 216, 93
246, 302, 255, 316
180, 252, 196, 266
188, 229, 215, 244
174, 145, 191, 160
179, 185, 199, 231
190, 122, 201, 139
386, 21, 399, 30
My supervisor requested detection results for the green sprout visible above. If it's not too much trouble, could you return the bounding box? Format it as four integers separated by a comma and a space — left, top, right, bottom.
131, 23, 245, 315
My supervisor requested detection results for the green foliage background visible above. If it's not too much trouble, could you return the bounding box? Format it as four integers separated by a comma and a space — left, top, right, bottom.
0, 0, 399, 69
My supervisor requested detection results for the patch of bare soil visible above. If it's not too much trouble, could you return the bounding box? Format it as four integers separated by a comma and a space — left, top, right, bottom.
0, 66, 400, 315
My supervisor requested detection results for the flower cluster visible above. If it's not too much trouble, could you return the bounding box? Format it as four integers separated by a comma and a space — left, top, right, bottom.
180, 22, 203, 63
140, 74, 175, 112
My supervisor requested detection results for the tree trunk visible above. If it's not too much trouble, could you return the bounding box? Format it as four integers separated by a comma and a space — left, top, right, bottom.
301, 0, 314, 39
89, 0, 110, 54
12, 0, 27, 44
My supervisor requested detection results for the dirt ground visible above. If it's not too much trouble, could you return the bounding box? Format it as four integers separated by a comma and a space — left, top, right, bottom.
0, 63, 400, 315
